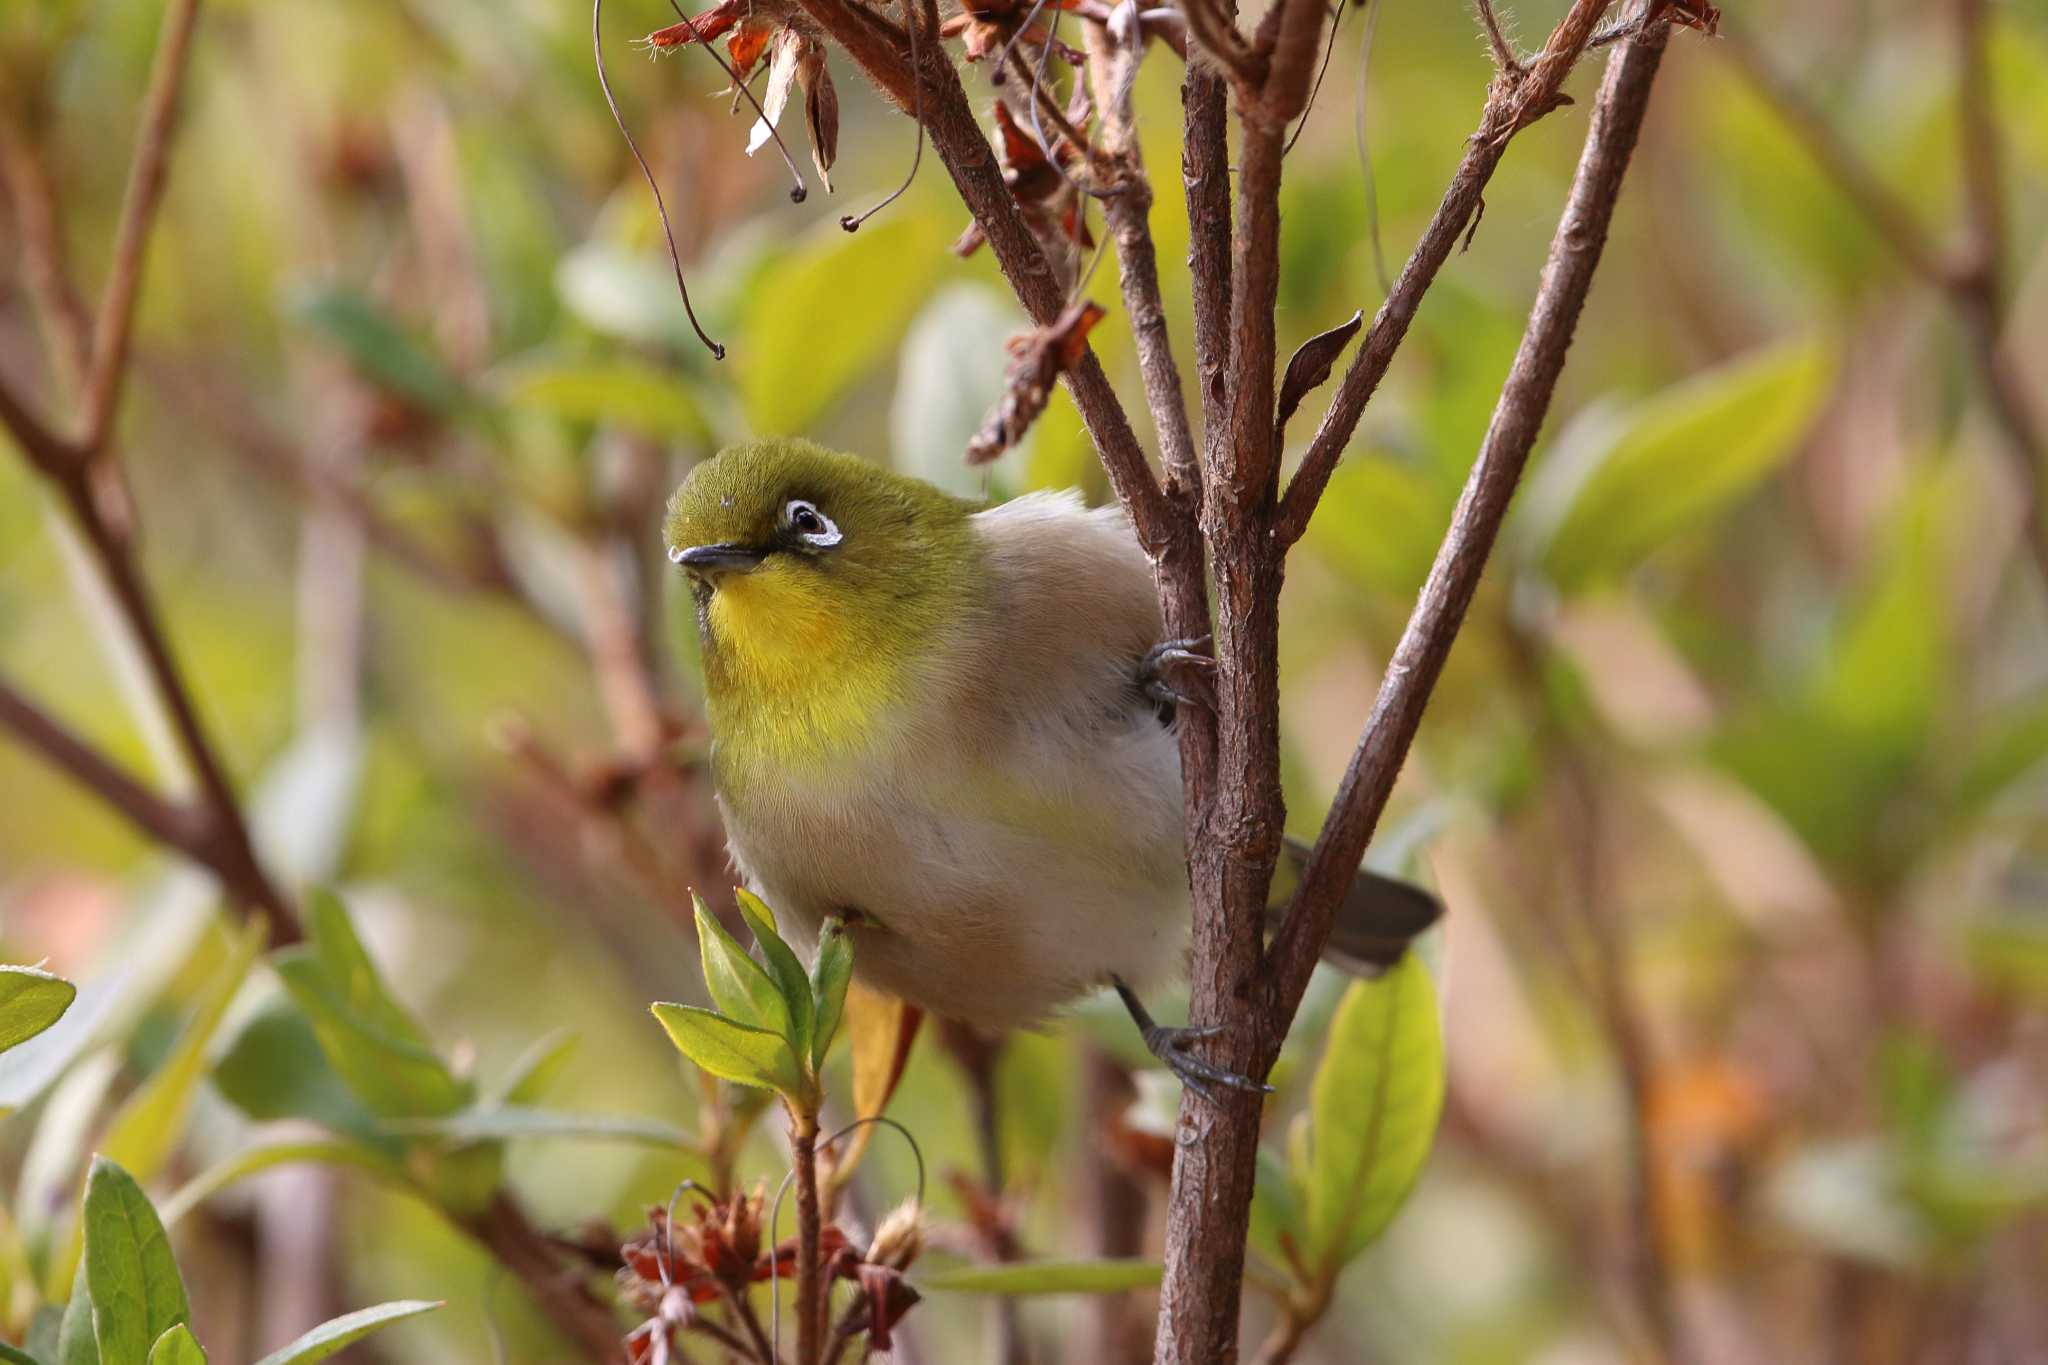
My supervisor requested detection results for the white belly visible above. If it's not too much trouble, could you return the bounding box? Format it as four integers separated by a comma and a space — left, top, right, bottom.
717, 711, 1188, 1030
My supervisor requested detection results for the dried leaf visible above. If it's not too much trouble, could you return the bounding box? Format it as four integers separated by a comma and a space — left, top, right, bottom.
1276, 309, 1364, 432
726, 16, 778, 78
967, 299, 1107, 464
804, 60, 839, 188
747, 27, 809, 157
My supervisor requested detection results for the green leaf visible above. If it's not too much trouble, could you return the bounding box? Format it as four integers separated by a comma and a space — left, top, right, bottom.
1535, 338, 1835, 590
286, 286, 469, 418
0, 1343, 43, 1365
491, 1028, 579, 1107
693, 896, 791, 1042
57, 1260, 96, 1365
212, 998, 386, 1144
739, 214, 950, 434
809, 918, 853, 1071
0, 965, 76, 1054
649, 1003, 803, 1097
144, 1326, 203, 1365
379, 1105, 697, 1150
1303, 954, 1445, 1268
273, 891, 469, 1118
82, 1158, 189, 1365
493, 359, 705, 442
99, 923, 265, 1181
919, 1259, 1162, 1295
736, 890, 814, 1064
160, 1142, 412, 1230
250, 1301, 441, 1365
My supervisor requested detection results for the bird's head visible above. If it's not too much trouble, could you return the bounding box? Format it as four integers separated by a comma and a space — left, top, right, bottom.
662, 439, 981, 747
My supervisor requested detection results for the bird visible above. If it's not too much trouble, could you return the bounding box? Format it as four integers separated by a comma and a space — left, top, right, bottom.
663, 437, 1440, 1092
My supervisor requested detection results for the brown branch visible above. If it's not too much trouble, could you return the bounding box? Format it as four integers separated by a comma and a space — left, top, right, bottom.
1268, 16, 1672, 1030
792, 1111, 826, 1365
1183, 62, 1233, 476
1086, 21, 1200, 501
78, 0, 203, 455
0, 370, 79, 477
0, 676, 214, 861
1274, 0, 1615, 544
795, 0, 1175, 552
460, 1195, 628, 1363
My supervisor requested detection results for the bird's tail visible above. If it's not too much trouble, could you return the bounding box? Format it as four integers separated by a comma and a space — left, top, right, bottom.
1267, 835, 1442, 976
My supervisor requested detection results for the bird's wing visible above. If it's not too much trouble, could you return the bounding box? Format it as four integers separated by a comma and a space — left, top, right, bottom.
965, 490, 1163, 717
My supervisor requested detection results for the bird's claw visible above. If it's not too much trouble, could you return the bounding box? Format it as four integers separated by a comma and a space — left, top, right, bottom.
1139, 635, 1216, 717
1141, 1023, 1274, 1100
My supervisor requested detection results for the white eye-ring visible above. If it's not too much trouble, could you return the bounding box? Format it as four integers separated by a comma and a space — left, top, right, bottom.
784, 499, 842, 547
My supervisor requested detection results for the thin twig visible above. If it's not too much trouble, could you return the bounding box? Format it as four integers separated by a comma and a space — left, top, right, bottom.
843, 0, 928, 229
1474, 0, 1522, 74
594, 0, 727, 357
1267, 17, 1672, 1017
77, 0, 204, 455
0, 676, 211, 860
1085, 17, 1199, 496
1275, 0, 1617, 544
659, 0, 814, 202
1280, 4, 1342, 157
794, 0, 1174, 547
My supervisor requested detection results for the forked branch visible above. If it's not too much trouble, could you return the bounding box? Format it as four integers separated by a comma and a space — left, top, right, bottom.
1269, 18, 1675, 1017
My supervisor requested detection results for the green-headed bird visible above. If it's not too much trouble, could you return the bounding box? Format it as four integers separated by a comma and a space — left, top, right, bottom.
664, 438, 1438, 1092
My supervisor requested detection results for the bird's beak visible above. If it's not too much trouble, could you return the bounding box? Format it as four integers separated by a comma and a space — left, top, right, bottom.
669, 542, 767, 577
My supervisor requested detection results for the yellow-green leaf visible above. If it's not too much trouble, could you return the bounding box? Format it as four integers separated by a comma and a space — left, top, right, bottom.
809, 918, 853, 1071
250, 1301, 441, 1365
1303, 954, 1445, 1268
82, 1159, 189, 1365
650, 1003, 804, 1097
736, 890, 814, 1061
0, 965, 76, 1055
694, 896, 792, 1043
145, 1326, 204, 1365
1537, 338, 1836, 591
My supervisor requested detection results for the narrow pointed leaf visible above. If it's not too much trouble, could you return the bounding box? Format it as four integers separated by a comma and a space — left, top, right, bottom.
492, 1028, 579, 1107
0, 966, 76, 1055
82, 1158, 189, 1365
650, 1003, 803, 1095
694, 896, 792, 1042
736, 890, 813, 1059
100, 924, 265, 1181
161, 1142, 411, 1229
250, 1301, 442, 1365
57, 1260, 95, 1365
809, 918, 853, 1070
1304, 954, 1445, 1267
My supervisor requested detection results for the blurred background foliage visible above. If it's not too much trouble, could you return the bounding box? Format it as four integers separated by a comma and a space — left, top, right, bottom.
2, 0, 2047, 1361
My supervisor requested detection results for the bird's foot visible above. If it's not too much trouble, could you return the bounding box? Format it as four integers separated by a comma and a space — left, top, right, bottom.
1139, 635, 1216, 719
1111, 975, 1272, 1101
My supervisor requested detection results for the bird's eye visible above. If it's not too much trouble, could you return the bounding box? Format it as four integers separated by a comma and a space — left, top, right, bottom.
783, 499, 842, 547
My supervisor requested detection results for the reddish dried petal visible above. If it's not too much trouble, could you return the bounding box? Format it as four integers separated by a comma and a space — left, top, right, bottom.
642, 0, 744, 47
